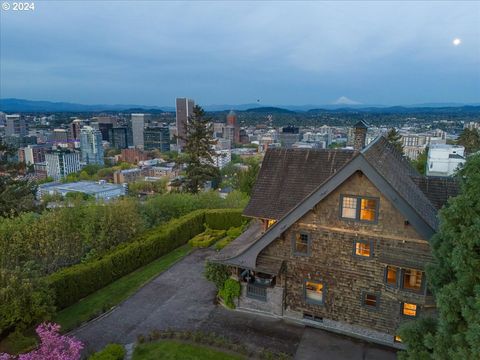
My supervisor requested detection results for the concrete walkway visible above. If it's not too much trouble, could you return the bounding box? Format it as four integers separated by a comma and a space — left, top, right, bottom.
73, 249, 396, 359
295, 328, 396, 360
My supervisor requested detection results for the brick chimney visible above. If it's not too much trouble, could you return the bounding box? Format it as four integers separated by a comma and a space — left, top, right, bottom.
353, 120, 368, 152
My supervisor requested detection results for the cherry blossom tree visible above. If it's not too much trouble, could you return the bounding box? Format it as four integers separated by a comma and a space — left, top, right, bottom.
0, 323, 83, 360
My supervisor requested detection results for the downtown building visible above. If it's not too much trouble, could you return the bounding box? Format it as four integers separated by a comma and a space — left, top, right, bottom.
45, 150, 82, 181
175, 98, 194, 151
144, 126, 170, 152
19, 144, 51, 165
109, 127, 132, 149
5, 114, 27, 137
131, 114, 149, 149
80, 126, 104, 165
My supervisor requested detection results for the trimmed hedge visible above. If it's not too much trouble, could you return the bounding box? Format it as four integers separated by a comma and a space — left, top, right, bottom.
47, 209, 243, 310
214, 225, 244, 250
189, 229, 226, 248
88, 343, 125, 360
204, 209, 244, 230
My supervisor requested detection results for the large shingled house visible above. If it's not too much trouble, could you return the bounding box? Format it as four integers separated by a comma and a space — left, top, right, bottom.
212, 122, 459, 347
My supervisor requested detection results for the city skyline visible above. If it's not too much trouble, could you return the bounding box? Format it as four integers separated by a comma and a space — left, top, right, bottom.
1, 1, 479, 106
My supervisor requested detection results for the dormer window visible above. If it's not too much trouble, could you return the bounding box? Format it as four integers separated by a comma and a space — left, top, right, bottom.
340, 195, 379, 222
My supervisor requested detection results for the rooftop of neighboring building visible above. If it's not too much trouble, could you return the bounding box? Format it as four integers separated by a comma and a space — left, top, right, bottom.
39, 180, 124, 194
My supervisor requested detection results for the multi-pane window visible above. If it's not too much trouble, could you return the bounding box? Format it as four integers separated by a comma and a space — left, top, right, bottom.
402, 269, 423, 292
341, 196, 358, 219
354, 240, 372, 257
363, 292, 379, 309
386, 266, 398, 287
305, 280, 325, 305
402, 302, 417, 317
340, 195, 378, 222
293, 232, 310, 256
360, 198, 377, 221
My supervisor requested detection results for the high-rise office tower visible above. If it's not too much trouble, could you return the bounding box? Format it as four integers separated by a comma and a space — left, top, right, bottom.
45, 150, 82, 181
52, 129, 69, 143
80, 126, 104, 165
21, 144, 50, 165
131, 114, 146, 149
109, 127, 130, 149
5, 114, 27, 137
175, 98, 194, 151
69, 119, 83, 140
144, 126, 171, 152
226, 110, 240, 144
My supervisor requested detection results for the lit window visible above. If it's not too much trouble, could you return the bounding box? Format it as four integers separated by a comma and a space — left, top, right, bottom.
354, 240, 372, 257
267, 219, 276, 228
402, 302, 417, 317
394, 335, 402, 343
340, 195, 378, 222
360, 198, 377, 221
386, 266, 398, 287
363, 293, 378, 308
341, 196, 357, 219
293, 232, 310, 256
402, 269, 423, 291
305, 281, 324, 305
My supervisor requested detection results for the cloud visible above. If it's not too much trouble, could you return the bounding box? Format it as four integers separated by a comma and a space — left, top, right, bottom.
0, 1, 479, 105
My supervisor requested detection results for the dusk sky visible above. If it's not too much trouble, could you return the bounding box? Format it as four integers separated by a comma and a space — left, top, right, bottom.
1, 1, 479, 107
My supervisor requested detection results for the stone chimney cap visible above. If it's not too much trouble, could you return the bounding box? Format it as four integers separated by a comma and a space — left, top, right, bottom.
354, 120, 368, 129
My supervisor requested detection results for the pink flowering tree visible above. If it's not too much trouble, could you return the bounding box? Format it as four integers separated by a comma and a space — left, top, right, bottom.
0, 323, 83, 360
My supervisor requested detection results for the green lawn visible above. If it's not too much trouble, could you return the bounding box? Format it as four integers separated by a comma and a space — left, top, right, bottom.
54, 244, 192, 332
132, 340, 244, 360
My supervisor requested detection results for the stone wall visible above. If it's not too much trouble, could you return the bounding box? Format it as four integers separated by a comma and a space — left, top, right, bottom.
238, 283, 284, 316
259, 171, 435, 337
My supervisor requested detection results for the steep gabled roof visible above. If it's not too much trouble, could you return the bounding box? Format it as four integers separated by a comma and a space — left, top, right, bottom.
411, 176, 460, 210
214, 136, 459, 270
243, 148, 355, 220
361, 136, 439, 230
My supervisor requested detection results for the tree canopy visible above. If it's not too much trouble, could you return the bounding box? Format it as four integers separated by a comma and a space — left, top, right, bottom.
386, 128, 404, 154
399, 154, 480, 359
457, 128, 480, 155
410, 147, 428, 175
178, 105, 220, 193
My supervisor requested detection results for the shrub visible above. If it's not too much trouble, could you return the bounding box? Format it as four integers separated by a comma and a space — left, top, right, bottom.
226, 225, 243, 239
189, 229, 226, 248
214, 236, 231, 250
218, 279, 241, 309
88, 344, 125, 360
47, 209, 244, 310
204, 262, 230, 290
214, 225, 245, 250
0, 265, 55, 336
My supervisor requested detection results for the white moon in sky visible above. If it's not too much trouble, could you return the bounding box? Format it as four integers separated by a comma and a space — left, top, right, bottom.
453, 38, 462, 46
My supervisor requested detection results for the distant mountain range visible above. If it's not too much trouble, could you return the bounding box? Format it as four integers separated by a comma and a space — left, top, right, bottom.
1, 98, 479, 114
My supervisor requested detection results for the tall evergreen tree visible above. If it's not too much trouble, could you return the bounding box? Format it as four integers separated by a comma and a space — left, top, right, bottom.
410, 147, 428, 175
0, 143, 37, 217
386, 128, 404, 154
399, 154, 480, 359
178, 105, 220, 193
457, 128, 480, 155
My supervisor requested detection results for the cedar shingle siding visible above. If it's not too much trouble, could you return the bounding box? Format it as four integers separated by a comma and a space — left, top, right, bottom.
213, 135, 459, 346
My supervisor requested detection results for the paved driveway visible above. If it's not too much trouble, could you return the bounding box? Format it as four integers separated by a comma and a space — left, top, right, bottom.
73, 249, 396, 359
